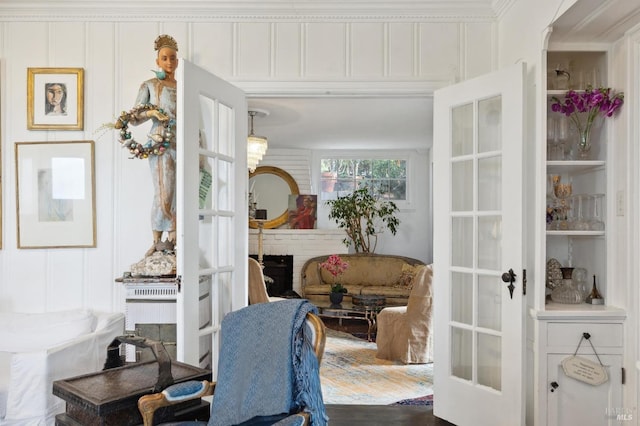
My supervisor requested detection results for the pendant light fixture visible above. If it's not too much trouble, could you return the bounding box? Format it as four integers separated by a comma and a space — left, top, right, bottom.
247, 109, 268, 172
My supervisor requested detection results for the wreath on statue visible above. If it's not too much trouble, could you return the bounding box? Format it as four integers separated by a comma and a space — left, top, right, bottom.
115, 103, 175, 159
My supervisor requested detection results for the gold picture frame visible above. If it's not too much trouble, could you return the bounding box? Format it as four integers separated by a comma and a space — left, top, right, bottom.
27, 67, 84, 130
15, 140, 96, 249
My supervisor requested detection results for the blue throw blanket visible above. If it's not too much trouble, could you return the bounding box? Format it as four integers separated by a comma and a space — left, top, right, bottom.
209, 299, 328, 426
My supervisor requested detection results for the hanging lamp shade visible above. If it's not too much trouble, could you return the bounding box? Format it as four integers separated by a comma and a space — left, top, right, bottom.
248, 110, 268, 172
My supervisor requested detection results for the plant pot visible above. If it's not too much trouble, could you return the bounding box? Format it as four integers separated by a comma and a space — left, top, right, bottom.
329, 292, 344, 304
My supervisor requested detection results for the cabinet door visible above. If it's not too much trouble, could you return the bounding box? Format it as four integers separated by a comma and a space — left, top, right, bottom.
547, 353, 623, 426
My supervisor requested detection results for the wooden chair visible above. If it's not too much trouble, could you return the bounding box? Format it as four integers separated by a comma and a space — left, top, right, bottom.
248, 257, 285, 304
138, 303, 326, 426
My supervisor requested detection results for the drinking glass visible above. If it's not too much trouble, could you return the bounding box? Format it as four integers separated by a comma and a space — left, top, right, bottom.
588, 194, 605, 231
571, 195, 590, 231
552, 176, 572, 230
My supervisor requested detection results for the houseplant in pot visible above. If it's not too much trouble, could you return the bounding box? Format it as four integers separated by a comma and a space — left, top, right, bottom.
329, 283, 348, 305
319, 254, 349, 304
326, 186, 400, 253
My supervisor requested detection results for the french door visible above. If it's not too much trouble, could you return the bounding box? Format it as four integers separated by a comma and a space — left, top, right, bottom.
433, 62, 526, 425
175, 59, 248, 372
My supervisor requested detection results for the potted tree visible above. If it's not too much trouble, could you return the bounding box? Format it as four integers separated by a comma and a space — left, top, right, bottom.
326, 186, 400, 253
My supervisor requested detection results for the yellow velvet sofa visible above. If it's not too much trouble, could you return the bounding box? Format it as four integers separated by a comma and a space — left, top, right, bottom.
300, 253, 426, 306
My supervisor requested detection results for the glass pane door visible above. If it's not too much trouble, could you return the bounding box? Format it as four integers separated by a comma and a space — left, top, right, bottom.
433, 63, 525, 426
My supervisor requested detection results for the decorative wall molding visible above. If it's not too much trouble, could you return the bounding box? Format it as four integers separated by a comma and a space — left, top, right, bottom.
0, 1, 498, 22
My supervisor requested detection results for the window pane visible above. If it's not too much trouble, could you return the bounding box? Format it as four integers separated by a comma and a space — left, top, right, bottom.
478, 155, 501, 211
452, 103, 473, 157
478, 216, 501, 270
478, 96, 501, 153
451, 271, 473, 325
478, 333, 501, 391
320, 157, 407, 201
452, 217, 473, 267
451, 327, 472, 381
452, 160, 473, 212
478, 274, 501, 331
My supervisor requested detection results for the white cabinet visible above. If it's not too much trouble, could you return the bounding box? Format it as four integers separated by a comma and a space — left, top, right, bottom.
534, 43, 628, 425
547, 353, 623, 425
536, 312, 626, 426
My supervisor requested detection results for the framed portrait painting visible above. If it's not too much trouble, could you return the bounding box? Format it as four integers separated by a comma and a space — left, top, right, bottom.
15, 140, 96, 248
27, 67, 84, 130
287, 194, 317, 229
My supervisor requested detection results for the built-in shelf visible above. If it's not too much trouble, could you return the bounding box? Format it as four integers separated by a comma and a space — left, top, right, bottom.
546, 160, 605, 174
531, 303, 626, 320
546, 230, 605, 237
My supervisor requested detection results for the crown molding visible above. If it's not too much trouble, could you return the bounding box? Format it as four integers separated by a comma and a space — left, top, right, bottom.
0, 0, 497, 22
237, 80, 447, 97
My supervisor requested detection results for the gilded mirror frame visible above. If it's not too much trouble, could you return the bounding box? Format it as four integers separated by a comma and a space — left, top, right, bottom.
249, 166, 299, 229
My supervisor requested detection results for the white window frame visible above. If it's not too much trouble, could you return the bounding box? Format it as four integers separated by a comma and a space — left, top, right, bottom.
312, 150, 416, 212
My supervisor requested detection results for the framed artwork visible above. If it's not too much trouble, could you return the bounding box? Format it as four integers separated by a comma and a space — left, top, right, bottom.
288, 194, 317, 229
15, 140, 96, 248
27, 67, 84, 130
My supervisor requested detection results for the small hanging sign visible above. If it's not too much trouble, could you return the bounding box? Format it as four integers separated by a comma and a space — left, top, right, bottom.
561, 355, 608, 385
561, 332, 609, 386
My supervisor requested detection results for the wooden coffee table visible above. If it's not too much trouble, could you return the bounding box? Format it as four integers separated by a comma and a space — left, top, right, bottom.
53, 361, 211, 425
308, 297, 385, 341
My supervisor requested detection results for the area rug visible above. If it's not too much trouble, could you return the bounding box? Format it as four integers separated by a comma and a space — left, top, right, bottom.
391, 394, 434, 406
320, 328, 433, 405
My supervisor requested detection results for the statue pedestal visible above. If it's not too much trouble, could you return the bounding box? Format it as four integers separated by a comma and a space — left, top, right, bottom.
116, 275, 178, 362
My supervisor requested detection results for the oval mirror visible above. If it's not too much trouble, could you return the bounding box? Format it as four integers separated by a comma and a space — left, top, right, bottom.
249, 166, 299, 229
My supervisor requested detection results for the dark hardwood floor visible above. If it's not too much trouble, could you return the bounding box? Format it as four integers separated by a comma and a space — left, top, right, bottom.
326, 404, 455, 425
321, 318, 455, 425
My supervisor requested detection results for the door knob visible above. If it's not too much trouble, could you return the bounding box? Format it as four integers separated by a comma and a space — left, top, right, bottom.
501, 268, 516, 299
550, 381, 559, 392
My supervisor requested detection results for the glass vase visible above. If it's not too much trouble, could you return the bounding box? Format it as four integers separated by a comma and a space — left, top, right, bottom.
575, 127, 592, 160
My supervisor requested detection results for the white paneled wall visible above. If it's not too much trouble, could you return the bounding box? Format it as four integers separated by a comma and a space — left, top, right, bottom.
0, 3, 496, 312
258, 149, 313, 194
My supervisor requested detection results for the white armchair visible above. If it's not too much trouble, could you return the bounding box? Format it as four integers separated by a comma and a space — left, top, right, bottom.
0, 309, 124, 425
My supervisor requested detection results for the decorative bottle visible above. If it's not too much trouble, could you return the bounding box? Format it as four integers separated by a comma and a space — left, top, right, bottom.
586, 275, 604, 305
550, 267, 583, 304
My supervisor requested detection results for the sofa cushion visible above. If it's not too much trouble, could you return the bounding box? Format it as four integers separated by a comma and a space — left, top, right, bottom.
0, 310, 96, 352
359, 286, 411, 298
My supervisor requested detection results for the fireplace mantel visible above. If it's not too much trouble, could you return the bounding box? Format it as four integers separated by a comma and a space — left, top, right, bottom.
249, 229, 347, 294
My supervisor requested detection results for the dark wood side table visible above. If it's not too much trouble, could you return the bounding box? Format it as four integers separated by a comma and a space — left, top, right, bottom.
53, 361, 211, 426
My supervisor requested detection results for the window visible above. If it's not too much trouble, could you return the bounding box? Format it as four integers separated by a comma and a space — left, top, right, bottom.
320, 158, 407, 201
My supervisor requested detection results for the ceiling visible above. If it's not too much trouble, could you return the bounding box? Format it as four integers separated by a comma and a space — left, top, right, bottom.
248, 96, 434, 151
548, 0, 640, 44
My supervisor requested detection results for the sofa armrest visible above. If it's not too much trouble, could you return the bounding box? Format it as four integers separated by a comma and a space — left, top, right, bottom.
3, 312, 124, 422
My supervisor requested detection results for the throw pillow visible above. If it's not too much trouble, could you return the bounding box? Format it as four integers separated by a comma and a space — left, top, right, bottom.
395, 264, 422, 290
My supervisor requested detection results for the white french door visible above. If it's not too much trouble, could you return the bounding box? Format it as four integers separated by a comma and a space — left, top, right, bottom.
433, 62, 526, 425
175, 59, 248, 372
